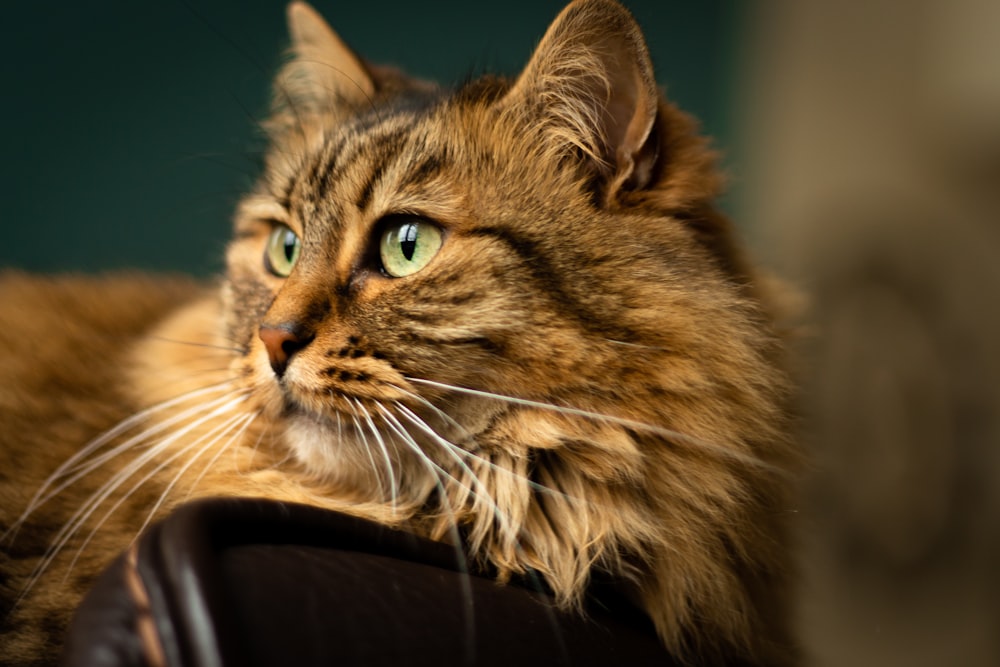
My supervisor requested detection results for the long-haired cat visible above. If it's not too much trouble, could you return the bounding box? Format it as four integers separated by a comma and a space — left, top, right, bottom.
0, 1, 799, 664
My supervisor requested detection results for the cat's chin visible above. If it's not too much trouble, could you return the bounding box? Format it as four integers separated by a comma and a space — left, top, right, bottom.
282, 407, 390, 489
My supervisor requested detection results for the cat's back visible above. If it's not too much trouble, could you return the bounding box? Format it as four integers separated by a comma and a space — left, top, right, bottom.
0, 273, 207, 660
0, 272, 200, 403
0, 272, 202, 497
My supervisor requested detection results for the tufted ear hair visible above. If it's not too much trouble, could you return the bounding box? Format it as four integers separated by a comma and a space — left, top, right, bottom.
502, 0, 660, 202
275, 1, 375, 115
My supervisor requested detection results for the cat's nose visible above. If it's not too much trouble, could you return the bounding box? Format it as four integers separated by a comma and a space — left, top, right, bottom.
259, 324, 313, 378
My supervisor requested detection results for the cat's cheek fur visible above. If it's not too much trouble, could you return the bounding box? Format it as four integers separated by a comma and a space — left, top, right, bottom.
1, 3, 801, 665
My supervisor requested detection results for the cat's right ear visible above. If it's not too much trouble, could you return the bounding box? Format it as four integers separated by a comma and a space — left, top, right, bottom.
275, 2, 375, 114
500, 0, 660, 204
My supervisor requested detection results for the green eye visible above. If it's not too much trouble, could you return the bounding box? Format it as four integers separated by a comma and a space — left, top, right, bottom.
379, 218, 443, 278
265, 225, 301, 277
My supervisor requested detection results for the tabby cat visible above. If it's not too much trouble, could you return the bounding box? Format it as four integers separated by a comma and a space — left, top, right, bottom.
0, 1, 799, 664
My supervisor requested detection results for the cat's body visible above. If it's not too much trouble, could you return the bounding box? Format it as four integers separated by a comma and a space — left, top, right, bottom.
0, 2, 800, 665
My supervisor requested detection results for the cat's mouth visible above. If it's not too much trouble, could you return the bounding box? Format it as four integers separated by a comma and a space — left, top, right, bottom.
278, 386, 392, 434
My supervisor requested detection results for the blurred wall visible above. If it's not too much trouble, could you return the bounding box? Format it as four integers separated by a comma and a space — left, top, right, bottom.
0, 0, 744, 276
739, 1, 1000, 665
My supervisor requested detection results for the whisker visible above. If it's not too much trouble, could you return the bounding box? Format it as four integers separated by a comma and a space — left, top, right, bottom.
370, 403, 477, 661
61, 390, 240, 479
151, 411, 260, 533
394, 399, 582, 506
391, 404, 520, 545
147, 335, 247, 354
72, 410, 254, 573
33, 391, 243, 522
377, 405, 513, 549
603, 338, 669, 352
234, 414, 268, 475
353, 398, 398, 510
383, 403, 571, 647
345, 398, 385, 501
4, 382, 237, 542
386, 383, 585, 506
390, 384, 474, 443
19, 393, 249, 598
406, 377, 781, 474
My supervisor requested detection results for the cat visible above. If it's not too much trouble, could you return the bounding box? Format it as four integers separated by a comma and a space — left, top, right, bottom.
0, 1, 800, 664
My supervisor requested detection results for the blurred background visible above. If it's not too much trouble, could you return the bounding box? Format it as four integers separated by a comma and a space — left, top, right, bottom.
3, 1, 999, 665
741, 1, 1000, 665
0, 0, 742, 275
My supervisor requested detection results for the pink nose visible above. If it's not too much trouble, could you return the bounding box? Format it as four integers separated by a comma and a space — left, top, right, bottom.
258, 324, 312, 377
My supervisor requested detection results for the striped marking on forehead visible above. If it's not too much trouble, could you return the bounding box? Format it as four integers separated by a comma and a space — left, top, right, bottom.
297, 115, 455, 220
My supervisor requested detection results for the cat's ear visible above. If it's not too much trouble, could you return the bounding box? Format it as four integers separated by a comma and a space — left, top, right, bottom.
503, 0, 660, 201
279, 2, 375, 110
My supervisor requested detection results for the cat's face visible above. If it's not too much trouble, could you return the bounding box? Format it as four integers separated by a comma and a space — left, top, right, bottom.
218, 1, 768, 497
179, 1, 800, 660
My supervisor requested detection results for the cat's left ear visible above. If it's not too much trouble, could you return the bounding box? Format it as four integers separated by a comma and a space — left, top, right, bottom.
503, 0, 659, 201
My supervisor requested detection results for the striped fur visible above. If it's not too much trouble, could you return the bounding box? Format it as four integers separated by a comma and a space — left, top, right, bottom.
1, 2, 799, 664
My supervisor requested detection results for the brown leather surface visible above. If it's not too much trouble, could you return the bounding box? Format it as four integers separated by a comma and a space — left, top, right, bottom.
63, 498, 680, 666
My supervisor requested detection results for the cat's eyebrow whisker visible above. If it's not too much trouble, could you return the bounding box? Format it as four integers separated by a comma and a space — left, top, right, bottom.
406, 377, 783, 476
4, 383, 239, 542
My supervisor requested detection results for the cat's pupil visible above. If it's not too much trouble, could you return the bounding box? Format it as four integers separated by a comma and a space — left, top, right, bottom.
282, 231, 297, 262
399, 223, 418, 261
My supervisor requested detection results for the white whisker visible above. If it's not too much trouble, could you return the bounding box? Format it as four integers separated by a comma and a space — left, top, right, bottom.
71, 410, 254, 573
390, 404, 519, 545
234, 414, 267, 475
147, 335, 246, 354
395, 399, 582, 506
5, 382, 236, 542
407, 377, 781, 474
19, 392, 249, 598
370, 402, 477, 652
345, 398, 385, 501
154, 411, 260, 531
353, 398, 398, 510
391, 384, 472, 443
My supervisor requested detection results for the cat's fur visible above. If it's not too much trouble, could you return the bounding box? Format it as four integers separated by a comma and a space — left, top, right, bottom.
0, 1, 799, 664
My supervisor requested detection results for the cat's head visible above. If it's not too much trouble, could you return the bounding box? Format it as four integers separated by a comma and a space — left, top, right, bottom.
220, 2, 792, 656
225, 0, 751, 472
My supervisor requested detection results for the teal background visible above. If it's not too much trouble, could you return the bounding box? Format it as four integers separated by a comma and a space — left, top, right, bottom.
1, 1, 745, 276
